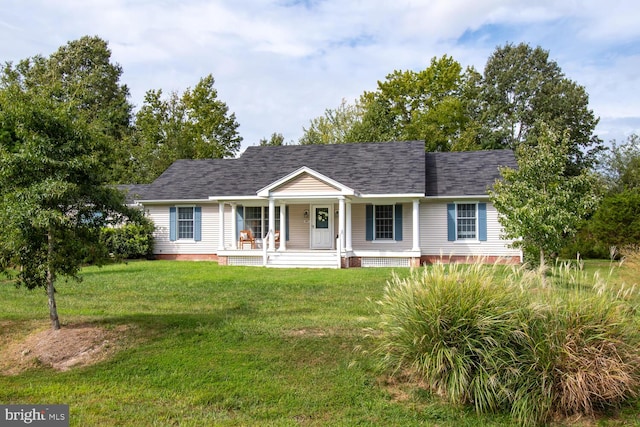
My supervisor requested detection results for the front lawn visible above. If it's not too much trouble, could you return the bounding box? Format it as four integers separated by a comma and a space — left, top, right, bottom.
0, 261, 637, 426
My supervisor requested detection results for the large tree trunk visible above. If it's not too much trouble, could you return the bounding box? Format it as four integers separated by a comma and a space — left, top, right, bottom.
47, 229, 60, 330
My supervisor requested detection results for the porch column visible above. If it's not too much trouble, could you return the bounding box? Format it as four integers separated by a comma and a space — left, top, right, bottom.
230, 203, 237, 249
218, 202, 225, 251
338, 197, 345, 251
279, 203, 286, 251
268, 197, 276, 250
412, 199, 420, 252
345, 200, 353, 252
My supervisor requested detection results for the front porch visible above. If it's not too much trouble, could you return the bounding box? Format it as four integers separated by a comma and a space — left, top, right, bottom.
217, 247, 422, 269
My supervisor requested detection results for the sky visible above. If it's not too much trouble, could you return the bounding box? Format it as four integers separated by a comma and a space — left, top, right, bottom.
1, 0, 639, 152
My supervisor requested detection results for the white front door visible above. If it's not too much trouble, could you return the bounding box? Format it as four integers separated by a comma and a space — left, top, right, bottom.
310, 205, 332, 249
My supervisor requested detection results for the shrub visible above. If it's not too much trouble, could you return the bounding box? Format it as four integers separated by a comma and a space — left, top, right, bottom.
100, 220, 155, 260
375, 259, 640, 426
376, 262, 530, 414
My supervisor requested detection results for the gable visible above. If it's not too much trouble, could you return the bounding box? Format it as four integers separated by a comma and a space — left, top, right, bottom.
272, 172, 340, 195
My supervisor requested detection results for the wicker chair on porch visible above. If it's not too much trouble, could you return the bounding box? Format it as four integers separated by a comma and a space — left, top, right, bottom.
239, 229, 256, 249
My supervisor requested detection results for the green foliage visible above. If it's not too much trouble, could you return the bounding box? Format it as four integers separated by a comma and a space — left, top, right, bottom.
259, 132, 286, 146
376, 260, 640, 425
299, 56, 482, 151
598, 134, 640, 193
299, 98, 363, 145
1, 36, 135, 184
0, 39, 144, 329
479, 42, 602, 172
376, 262, 526, 412
129, 74, 242, 183
589, 189, 640, 248
100, 221, 155, 260
489, 125, 600, 266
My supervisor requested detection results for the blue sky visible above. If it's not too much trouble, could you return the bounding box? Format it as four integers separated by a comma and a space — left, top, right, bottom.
1, 0, 639, 151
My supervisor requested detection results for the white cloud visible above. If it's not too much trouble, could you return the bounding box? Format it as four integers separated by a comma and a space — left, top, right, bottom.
1, 0, 639, 147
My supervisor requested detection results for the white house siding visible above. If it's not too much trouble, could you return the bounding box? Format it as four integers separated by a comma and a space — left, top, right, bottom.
350, 203, 413, 251
419, 200, 520, 259
147, 204, 219, 256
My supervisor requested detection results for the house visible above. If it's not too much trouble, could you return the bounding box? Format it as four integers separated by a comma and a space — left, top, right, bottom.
127, 141, 522, 268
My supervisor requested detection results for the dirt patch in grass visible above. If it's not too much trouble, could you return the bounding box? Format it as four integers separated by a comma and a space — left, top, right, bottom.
0, 322, 131, 376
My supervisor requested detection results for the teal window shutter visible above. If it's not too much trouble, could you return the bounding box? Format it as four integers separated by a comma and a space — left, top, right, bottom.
394, 204, 403, 241
447, 204, 456, 242
169, 207, 177, 241
285, 206, 290, 241
365, 205, 374, 241
194, 207, 202, 241
236, 206, 244, 241
478, 203, 487, 241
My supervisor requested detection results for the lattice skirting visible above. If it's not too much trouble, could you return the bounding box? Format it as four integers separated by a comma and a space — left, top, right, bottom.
361, 257, 411, 268
227, 256, 264, 266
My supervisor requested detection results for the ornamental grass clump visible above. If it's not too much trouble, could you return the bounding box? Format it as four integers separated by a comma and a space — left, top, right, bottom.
376, 259, 640, 426
376, 261, 529, 414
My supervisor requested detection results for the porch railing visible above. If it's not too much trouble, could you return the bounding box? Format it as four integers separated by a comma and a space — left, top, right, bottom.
262, 230, 273, 266
336, 230, 343, 269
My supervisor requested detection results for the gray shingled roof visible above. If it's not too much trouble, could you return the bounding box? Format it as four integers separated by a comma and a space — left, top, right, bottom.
138, 141, 426, 201
132, 142, 516, 201
118, 184, 152, 204
425, 150, 516, 197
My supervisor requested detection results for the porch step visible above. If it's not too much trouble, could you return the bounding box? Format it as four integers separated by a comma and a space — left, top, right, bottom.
266, 251, 339, 268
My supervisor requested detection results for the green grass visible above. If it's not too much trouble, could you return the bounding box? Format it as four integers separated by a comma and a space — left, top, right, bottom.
0, 261, 516, 426
0, 260, 638, 426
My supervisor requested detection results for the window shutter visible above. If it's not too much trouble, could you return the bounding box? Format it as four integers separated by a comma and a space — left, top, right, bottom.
169, 207, 177, 241
394, 204, 403, 241
285, 206, 290, 241
447, 204, 456, 242
365, 205, 374, 241
194, 207, 202, 241
478, 203, 487, 241
236, 206, 244, 241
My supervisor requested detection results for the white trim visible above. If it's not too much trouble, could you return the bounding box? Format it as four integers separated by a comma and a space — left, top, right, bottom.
210, 196, 264, 202
257, 166, 357, 197
138, 199, 210, 204
176, 206, 196, 241
454, 202, 479, 241
352, 250, 421, 258
425, 195, 488, 200
358, 193, 424, 201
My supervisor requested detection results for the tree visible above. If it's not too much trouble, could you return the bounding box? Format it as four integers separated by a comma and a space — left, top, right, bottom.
479, 43, 602, 173
588, 189, 640, 249
299, 98, 362, 145
1, 36, 135, 182
132, 75, 242, 183
597, 134, 640, 193
489, 124, 600, 269
348, 56, 482, 151
259, 132, 285, 146
0, 72, 142, 330
298, 56, 482, 151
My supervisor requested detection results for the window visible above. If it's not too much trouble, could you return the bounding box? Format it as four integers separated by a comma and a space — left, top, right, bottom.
375, 205, 394, 240
456, 203, 476, 239
242, 206, 281, 239
447, 203, 487, 242
366, 204, 403, 242
244, 207, 263, 238
178, 207, 194, 239
169, 206, 201, 242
